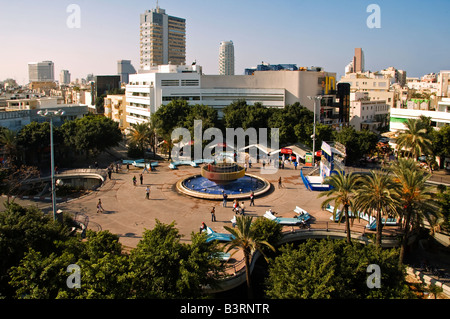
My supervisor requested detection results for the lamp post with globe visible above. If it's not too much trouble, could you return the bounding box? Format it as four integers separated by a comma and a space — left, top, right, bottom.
37, 109, 65, 221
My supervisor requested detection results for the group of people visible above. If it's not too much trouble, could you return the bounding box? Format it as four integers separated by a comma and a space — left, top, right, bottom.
232, 199, 246, 215
222, 191, 255, 207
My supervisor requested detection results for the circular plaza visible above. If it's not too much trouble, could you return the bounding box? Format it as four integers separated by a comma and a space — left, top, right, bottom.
49, 159, 394, 250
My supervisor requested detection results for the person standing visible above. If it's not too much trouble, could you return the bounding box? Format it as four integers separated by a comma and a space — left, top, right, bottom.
132, 175, 137, 186
139, 173, 143, 185
145, 186, 150, 199
210, 207, 216, 222
222, 192, 228, 207
278, 176, 283, 189
240, 202, 245, 215
249, 191, 255, 206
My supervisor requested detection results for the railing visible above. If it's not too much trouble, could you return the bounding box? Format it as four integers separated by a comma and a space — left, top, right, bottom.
221, 220, 402, 277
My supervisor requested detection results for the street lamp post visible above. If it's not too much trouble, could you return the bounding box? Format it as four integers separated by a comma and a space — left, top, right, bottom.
37, 109, 65, 221
307, 95, 322, 164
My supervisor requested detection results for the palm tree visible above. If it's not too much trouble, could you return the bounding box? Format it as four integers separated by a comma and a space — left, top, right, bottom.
355, 171, 400, 247
390, 158, 439, 265
318, 171, 360, 245
127, 122, 152, 154
0, 128, 19, 165
223, 215, 275, 299
395, 118, 432, 160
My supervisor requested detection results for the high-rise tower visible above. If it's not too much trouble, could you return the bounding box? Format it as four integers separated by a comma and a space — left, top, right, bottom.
219, 41, 235, 75
140, 6, 186, 70
353, 48, 365, 73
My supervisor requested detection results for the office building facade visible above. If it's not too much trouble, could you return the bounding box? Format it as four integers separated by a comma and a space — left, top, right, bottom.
125, 64, 338, 126
140, 6, 186, 70
28, 61, 55, 82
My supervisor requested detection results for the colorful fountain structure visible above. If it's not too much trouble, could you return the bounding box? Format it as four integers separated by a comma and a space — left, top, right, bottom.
176, 157, 271, 200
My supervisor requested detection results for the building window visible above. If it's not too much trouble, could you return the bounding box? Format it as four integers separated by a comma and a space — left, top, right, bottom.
161, 80, 180, 86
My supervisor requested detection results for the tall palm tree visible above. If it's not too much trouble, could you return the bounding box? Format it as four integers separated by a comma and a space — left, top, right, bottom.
223, 215, 275, 299
318, 171, 360, 245
395, 118, 432, 160
355, 171, 400, 247
390, 158, 439, 265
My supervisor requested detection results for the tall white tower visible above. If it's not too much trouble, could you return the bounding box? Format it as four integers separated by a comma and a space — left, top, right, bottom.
219, 41, 235, 75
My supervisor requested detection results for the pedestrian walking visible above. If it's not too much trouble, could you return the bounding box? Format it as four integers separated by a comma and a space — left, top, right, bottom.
232, 199, 238, 212
140, 173, 143, 185
210, 207, 216, 222
96, 199, 104, 213
146, 186, 150, 199
249, 191, 255, 206
133, 175, 137, 186
222, 192, 228, 207
278, 176, 283, 189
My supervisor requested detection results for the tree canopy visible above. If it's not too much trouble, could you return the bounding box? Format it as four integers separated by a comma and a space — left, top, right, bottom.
265, 239, 413, 299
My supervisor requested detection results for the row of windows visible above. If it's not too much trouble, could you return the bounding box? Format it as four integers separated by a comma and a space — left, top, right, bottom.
129, 112, 150, 120
128, 102, 149, 109
161, 79, 199, 87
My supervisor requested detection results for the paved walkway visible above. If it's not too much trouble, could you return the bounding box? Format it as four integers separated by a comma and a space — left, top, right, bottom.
49, 160, 377, 250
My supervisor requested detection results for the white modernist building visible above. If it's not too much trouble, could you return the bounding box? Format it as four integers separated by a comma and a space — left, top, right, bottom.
125, 64, 338, 126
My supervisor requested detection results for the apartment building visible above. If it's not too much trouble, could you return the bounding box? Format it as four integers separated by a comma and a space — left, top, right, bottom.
219, 41, 235, 75
339, 72, 395, 109
349, 92, 390, 132
140, 6, 186, 69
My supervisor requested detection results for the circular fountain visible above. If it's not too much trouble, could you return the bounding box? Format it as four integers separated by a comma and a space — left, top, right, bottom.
176, 158, 271, 200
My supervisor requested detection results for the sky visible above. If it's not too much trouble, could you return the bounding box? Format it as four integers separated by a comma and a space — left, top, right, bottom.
0, 0, 449, 85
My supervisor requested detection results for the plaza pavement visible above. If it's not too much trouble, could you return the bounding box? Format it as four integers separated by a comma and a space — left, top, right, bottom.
52, 161, 367, 250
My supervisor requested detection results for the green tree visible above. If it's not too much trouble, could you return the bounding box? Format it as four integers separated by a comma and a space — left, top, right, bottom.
431, 125, 450, 166
8, 230, 130, 299
129, 220, 224, 298
153, 100, 190, 137
223, 215, 275, 299
390, 159, 440, 265
436, 186, 450, 231
355, 171, 400, 246
0, 203, 73, 297
395, 118, 433, 160
318, 171, 360, 244
249, 217, 283, 253
0, 127, 20, 165
333, 127, 378, 165
61, 115, 122, 157
127, 122, 153, 156
265, 239, 412, 299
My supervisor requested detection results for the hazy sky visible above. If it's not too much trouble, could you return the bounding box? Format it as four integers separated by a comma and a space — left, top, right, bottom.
1, 0, 449, 84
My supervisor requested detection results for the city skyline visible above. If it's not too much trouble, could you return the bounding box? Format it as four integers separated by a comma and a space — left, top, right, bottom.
0, 0, 449, 84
